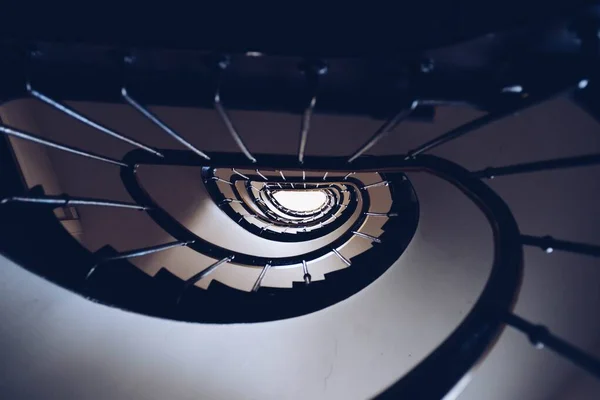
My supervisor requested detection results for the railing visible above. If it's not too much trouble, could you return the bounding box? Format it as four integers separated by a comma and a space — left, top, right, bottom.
1, 8, 600, 398
203, 167, 404, 242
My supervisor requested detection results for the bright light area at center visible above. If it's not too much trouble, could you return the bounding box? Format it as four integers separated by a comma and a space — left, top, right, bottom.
273, 190, 327, 212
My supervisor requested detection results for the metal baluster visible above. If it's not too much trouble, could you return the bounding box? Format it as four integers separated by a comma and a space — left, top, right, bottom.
521, 235, 600, 257
121, 88, 211, 160
211, 177, 233, 185
0, 195, 149, 210
365, 212, 399, 217
105, 240, 194, 262
504, 312, 600, 378
322, 172, 329, 180
406, 81, 586, 159
343, 172, 355, 180
177, 256, 235, 304
0, 125, 128, 167
87, 240, 194, 279
213, 58, 257, 163
276, 183, 282, 189
27, 85, 163, 158
348, 100, 419, 162
302, 260, 311, 284
332, 248, 351, 266
362, 181, 390, 190
472, 154, 600, 179
303, 171, 306, 188
279, 171, 286, 181
298, 61, 327, 164
352, 231, 382, 243
256, 169, 268, 181
214, 96, 256, 162
252, 262, 272, 292
232, 168, 250, 179
219, 198, 243, 206
260, 224, 273, 234
238, 214, 257, 223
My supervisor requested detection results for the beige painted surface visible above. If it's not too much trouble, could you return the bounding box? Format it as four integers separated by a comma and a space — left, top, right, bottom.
0, 100, 84, 238
2, 100, 393, 290
0, 97, 599, 399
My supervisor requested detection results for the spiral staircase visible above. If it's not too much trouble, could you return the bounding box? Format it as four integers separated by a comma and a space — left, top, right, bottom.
1, 3, 600, 399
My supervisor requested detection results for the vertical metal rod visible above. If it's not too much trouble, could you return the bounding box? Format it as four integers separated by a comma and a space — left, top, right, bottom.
279, 171, 286, 181
256, 169, 268, 181
362, 181, 389, 190
232, 168, 250, 179
211, 177, 233, 185
302, 260, 311, 285
238, 214, 257, 223
0, 125, 128, 167
365, 212, 398, 217
298, 62, 327, 164
472, 154, 600, 179
121, 88, 211, 160
187, 256, 234, 285
177, 256, 235, 303
504, 312, 600, 379
252, 263, 272, 292
323, 172, 329, 180
103, 240, 194, 262
343, 172, 355, 180
260, 224, 273, 233
406, 83, 581, 158
521, 235, 600, 257
348, 100, 419, 162
351, 231, 382, 243
219, 198, 243, 206
276, 183, 282, 189
215, 93, 257, 163
298, 93, 317, 164
87, 240, 194, 279
27, 85, 164, 158
332, 248, 351, 266
0, 195, 149, 210
212, 58, 257, 163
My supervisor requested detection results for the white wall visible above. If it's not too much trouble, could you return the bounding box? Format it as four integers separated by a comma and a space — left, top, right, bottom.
0, 97, 599, 399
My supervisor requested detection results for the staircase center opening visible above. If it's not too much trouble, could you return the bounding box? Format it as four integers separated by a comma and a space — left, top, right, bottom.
272, 190, 328, 213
